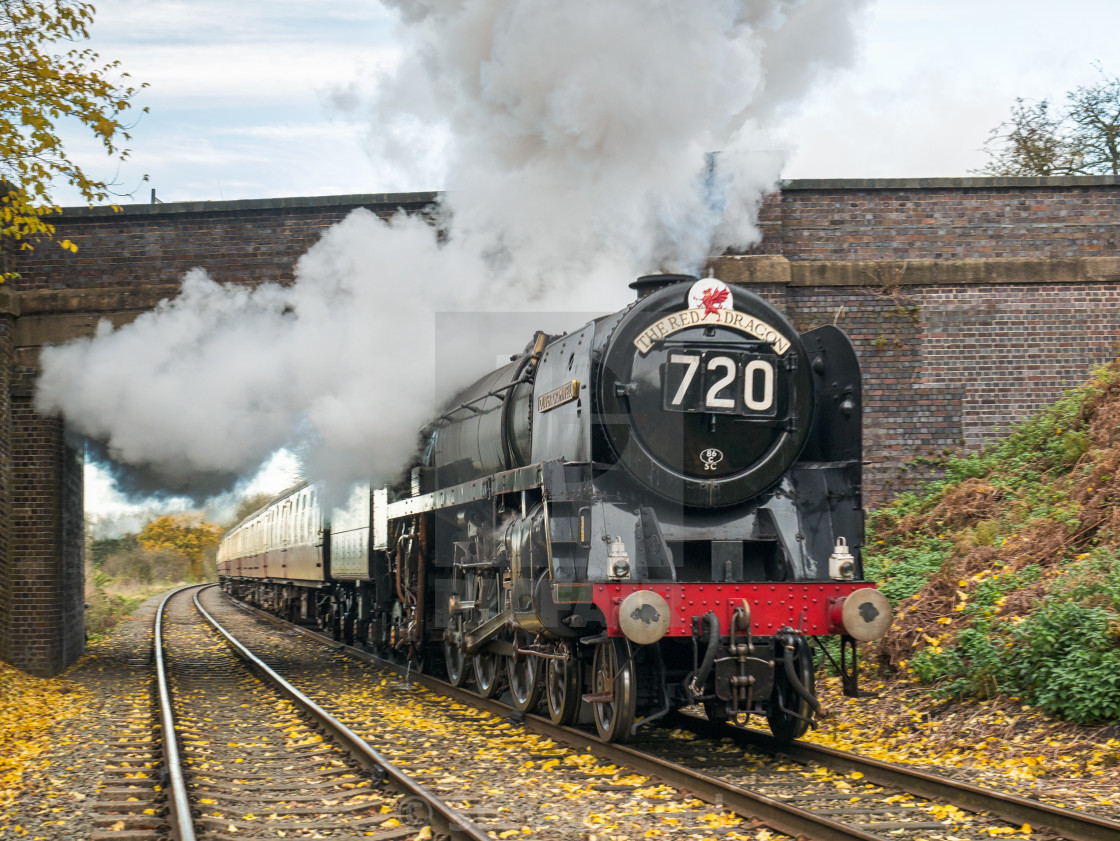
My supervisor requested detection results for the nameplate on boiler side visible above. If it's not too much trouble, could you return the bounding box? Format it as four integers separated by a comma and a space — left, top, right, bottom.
537, 380, 580, 413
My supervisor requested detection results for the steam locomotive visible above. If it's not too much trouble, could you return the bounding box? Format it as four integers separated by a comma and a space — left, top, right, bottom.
218, 274, 891, 742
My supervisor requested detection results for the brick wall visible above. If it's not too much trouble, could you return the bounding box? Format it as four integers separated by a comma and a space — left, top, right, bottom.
3, 370, 84, 676
0, 315, 11, 666
14, 193, 437, 291
753, 176, 1120, 260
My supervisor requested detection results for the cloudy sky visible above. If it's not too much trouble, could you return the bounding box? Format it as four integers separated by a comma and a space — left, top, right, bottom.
58, 0, 1120, 209
56, 0, 1120, 520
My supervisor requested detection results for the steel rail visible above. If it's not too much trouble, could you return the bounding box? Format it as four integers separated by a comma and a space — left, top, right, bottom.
669, 712, 1120, 841
226, 598, 882, 841
369, 656, 885, 841
192, 586, 489, 841
224, 592, 1120, 841
154, 586, 200, 841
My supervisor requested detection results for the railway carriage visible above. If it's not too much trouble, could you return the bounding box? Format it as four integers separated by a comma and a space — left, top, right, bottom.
219, 274, 891, 742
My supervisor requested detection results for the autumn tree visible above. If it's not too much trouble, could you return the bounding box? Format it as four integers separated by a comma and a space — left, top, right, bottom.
137, 515, 223, 581
976, 70, 1120, 179
977, 98, 1078, 177
1065, 74, 1120, 175
978, 69, 1120, 177
233, 492, 274, 526
1, 0, 146, 281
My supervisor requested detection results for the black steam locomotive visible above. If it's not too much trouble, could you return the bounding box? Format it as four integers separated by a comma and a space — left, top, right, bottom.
218, 274, 890, 742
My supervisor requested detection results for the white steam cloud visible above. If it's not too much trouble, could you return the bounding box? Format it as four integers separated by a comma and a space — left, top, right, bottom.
37, 0, 870, 499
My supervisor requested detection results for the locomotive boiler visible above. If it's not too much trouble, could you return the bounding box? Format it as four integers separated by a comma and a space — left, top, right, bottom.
218, 273, 891, 743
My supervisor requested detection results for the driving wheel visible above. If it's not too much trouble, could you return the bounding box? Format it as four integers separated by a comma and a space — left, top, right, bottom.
443, 620, 470, 687
507, 631, 543, 712
591, 638, 636, 743
473, 649, 503, 698
545, 643, 582, 726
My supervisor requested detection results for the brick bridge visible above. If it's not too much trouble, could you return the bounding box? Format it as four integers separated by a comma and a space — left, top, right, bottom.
3, 176, 1119, 676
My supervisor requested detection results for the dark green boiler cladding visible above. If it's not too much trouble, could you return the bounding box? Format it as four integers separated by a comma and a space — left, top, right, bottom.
219, 273, 888, 746
421, 275, 849, 510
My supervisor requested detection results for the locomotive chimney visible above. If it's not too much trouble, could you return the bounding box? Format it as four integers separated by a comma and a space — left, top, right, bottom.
629, 273, 696, 299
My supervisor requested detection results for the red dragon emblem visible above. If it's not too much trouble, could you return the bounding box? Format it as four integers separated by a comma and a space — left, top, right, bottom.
700, 285, 729, 319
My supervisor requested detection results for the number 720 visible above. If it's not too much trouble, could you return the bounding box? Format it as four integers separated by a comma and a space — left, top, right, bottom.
664, 352, 776, 415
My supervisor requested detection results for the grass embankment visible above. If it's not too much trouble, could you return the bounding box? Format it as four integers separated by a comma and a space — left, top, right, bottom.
84, 569, 193, 640
868, 362, 1120, 723
805, 362, 1120, 789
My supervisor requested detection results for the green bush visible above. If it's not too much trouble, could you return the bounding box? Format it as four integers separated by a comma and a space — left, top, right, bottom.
867, 364, 1120, 723
863, 536, 952, 605
910, 556, 1120, 724
100, 546, 193, 584
1007, 600, 1120, 723
912, 620, 1009, 700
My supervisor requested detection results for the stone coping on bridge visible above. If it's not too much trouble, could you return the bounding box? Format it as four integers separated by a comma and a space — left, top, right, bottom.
53, 191, 441, 218
711, 255, 1120, 288
778, 174, 1120, 190
48, 174, 1120, 218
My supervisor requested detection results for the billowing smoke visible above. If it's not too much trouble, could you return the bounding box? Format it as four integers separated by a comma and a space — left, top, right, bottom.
36, 0, 870, 500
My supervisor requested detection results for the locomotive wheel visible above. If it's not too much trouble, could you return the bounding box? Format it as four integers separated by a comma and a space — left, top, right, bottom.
591, 639, 636, 743
506, 632, 543, 712
545, 644, 582, 726
473, 649, 504, 698
767, 645, 815, 743
443, 623, 470, 687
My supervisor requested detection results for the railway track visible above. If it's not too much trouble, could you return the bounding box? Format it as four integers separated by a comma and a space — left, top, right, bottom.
220, 586, 1120, 841
96, 584, 494, 840
196, 586, 773, 839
